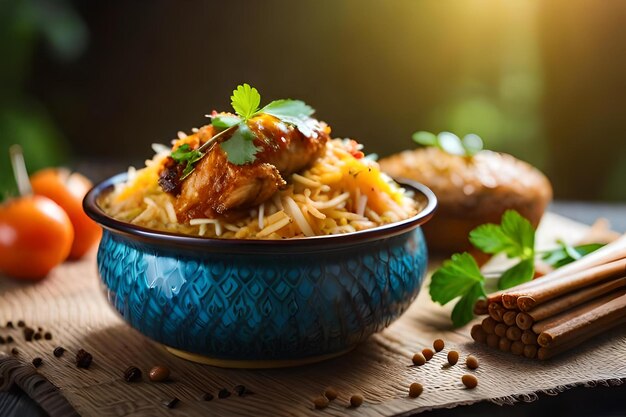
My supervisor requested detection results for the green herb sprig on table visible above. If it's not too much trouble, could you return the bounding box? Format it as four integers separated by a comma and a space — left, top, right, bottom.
429, 210, 604, 327
412, 131, 484, 157
171, 83, 316, 176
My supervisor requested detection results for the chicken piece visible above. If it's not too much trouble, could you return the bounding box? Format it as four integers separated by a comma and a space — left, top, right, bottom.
159, 114, 329, 221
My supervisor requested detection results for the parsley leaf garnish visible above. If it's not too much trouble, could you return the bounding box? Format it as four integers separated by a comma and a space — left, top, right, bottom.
412, 131, 484, 157
219, 123, 260, 165
170, 144, 204, 180
230, 84, 261, 120
430, 253, 487, 328
542, 241, 605, 268
211, 114, 242, 129
469, 210, 535, 259
497, 258, 535, 290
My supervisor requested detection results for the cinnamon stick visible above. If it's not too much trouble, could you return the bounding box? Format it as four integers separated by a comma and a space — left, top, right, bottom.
521, 330, 538, 345
532, 290, 623, 334
537, 291, 626, 348
516, 258, 626, 311
488, 302, 505, 322
502, 310, 517, 326
523, 344, 538, 359
473, 298, 489, 315
520, 276, 626, 325
501, 234, 626, 309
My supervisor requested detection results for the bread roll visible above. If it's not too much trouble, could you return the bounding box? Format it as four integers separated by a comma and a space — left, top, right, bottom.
380, 147, 552, 255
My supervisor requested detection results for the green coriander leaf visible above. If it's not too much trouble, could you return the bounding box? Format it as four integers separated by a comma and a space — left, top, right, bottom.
412, 131, 438, 147
542, 242, 605, 268
469, 210, 535, 259
261, 99, 314, 119
462, 134, 483, 156
469, 224, 511, 254
231, 84, 261, 120
437, 132, 465, 156
211, 114, 242, 129
497, 258, 535, 290
275, 115, 315, 137
430, 252, 485, 305
220, 123, 261, 165
500, 210, 535, 259
451, 283, 487, 327
170, 143, 192, 162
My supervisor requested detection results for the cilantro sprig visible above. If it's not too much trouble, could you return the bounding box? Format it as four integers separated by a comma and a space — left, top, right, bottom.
412, 131, 484, 157
429, 210, 603, 327
170, 83, 316, 177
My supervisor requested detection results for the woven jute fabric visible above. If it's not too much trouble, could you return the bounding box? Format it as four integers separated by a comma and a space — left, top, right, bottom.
0, 213, 624, 417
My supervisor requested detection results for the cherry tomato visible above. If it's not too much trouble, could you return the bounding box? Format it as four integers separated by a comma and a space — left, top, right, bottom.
30, 168, 101, 259
0, 196, 74, 280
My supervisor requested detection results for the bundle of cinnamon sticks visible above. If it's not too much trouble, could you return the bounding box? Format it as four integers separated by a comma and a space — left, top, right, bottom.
471, 234, 626, 360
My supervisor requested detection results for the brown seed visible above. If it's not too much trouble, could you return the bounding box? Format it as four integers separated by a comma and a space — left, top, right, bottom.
412, 352, 426, 366
34, 332, 42, 341
11, 347, 18, 355
324, 386, 338, 401
201, 392, 214, 401
149, 365, 170, 382
408, 382, 423, 398
313, 395, 329, 409
466, 355, 479, 370
6, 321, 14, 328
433, 339, 445, 352
123, 366, 142, 382
350, 394, 364, 408
470, 324, 487, 344
233, 385, 251, 396
422, 348, 434, 361
17, 320, 25, 328
32, 357, 43, 368
494, 323, 507, 337
218, 388, 231, 399
447, 350, 459, 366
44, 332, 52, 340
462, 374, 478, 389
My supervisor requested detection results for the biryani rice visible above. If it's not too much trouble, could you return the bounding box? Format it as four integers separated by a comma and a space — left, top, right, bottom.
101, 139, 420, 239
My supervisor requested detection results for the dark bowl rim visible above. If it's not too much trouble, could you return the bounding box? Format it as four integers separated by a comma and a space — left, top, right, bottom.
83, 172, 437, 251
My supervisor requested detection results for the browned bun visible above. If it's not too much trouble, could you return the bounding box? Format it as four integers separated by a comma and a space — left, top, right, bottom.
379, 148, 552, 255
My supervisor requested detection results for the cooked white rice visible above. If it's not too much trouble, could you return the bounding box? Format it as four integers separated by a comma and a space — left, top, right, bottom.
101, 139, 420, 239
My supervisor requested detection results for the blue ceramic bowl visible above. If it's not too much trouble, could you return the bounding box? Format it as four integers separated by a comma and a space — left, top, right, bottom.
83, 174, 436, 368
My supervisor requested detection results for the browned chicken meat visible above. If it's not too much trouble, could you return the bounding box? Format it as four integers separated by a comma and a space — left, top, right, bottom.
158, 114, 330, 222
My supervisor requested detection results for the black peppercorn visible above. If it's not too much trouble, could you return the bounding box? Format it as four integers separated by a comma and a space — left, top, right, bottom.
32, 358, 43, 368
17, 320, 25, 328
76, 349, 93, 369
34, 332, 42, 341
11, 347, 18, 355
123, 366, 142, 382
162, 397, 179, 409
6, 336, 13, 343
233, 385, 252, 396
218, 388, 231, 399
23, 327, 35, 342
6, 321, 13, 328
53, 347, 65, 357
201, 392, 214, 401
44, 332, 52, 340
0, 336, 5, 345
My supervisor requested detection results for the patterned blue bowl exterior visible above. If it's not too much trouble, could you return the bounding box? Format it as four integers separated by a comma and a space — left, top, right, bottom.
85, 175, 436, 362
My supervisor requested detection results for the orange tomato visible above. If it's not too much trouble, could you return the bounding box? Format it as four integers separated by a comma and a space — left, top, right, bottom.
0, 196, 74, 280
30, 168, 101, 259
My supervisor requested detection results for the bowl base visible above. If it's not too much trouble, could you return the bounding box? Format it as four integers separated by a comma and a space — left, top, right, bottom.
163, 345, 355, 369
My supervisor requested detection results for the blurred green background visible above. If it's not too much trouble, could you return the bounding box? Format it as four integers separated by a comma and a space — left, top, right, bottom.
1, 0, 625, 201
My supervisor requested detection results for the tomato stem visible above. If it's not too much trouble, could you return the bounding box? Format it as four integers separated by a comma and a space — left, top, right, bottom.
9, 145, 32, 197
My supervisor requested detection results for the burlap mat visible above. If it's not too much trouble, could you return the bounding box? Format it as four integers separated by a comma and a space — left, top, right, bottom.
1, 213, 625, 417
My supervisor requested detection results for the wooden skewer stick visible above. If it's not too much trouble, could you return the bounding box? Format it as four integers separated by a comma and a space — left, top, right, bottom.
515, 259, 626, 311
537, 291, 626, 348
516, 276, 626, 329
531, 291, 624, 334
501, 234, 626, 309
